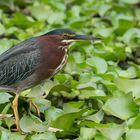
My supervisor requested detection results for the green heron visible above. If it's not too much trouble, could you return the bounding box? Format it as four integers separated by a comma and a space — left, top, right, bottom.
0, 29, 95, 131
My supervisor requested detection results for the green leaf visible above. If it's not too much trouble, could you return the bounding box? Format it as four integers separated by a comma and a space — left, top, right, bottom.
0, 131, 26, 140
129, 113, 140, 129
77, 81, 96, 90
54, 73, 72, 84
63, 101, 84, 113
0, 23, 5, 35
85, 110, 104, 123
96, 124, 125, 140
71, 52, 85, 63
8, 12, 34, 29
121, 0, 139, 4
49, 85, 71, 93
103, 93, 138, 120
0, 39, 14, 54
4, 117, 15, 129
43, 80, 57, 95
0, 131, 9, 140
95, 134, 108, 140
44, 106, 63, 123
30, 4, 51, 20
122, 28, 140, 44
114, 15, 134, 35
86, 56, 108, 74
52, 109, 87, 131
81, 121, 125, 140
20, 114, 48, 133
114, 78, 140, 98
31, 132, 57, 140
116, 66, 137, 78
31, 98, 51, 113
25, 85, 44, 98
126, 129, 140, 140
79, 89, 106, 100
0, 93, 12, 104
78, 127, 96, 140
98, 28, 114, 38
8, 132, 27, 140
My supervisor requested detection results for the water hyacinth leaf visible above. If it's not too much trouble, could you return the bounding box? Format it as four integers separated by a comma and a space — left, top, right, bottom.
0, 131, 26, 140
121, 0, 139, 4
47, 12, 65, 24
78, 127, 96, 140
98, 4, 111, 16
42, 0, 66, 11
0, 39, 14, 54
98, 28, 113, 38
128, 113, 140, 129
63, 101, 84, 113
96, 123, 125, 140
25, 85, 44, 97
44, 106, 64, 123
115, 18, 134, 35
43, 80, 57, 95
69, 19, 87, 28
103, 93, 138, 120
122, 28, 140, 44
49, 85, 71, 93
32, 4, 65, 24
85, 110, 104, 123
86, 56, 108, 74
1, 104, 11, 118
79, 89, 106, 100
64, 58, 81, 74
0, 131, 9, 140
8, 12, 34, 29
115, 78, 140, 98
0, 23, 5, 35
95, 134, 108, 140
31, 132, 57, 140
116, 66, 137, 79
77, 81, 96, 90
4, 117, 15, 129
81, 121, 124, 140
31, 98, 51, 113
52, 109, 87, 131
20, 114, 48, 133
79, 72, 93, 83
126, 129, 140, 140
71, 52, 85, 63
0, 93, 12, 104
54, 73, 72, 84
8, 132, 27, 140
30, 4, 51, 20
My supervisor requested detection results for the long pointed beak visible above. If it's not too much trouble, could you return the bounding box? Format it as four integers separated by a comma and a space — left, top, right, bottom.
70, 34, 100, 41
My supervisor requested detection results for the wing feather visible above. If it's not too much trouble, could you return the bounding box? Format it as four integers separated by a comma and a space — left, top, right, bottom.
0, 38, 41, 86
0, 37, 39, 63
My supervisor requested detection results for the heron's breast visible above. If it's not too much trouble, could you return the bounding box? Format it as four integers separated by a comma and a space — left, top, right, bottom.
36, 45, 68, 80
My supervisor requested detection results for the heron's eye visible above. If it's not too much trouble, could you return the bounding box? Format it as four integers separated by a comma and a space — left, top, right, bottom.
63, 34, 69, 39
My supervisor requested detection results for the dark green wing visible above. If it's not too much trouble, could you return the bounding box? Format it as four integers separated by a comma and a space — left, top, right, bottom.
0, 38, 41, 86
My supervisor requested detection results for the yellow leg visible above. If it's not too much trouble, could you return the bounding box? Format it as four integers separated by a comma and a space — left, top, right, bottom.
12, 94, 20, 131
